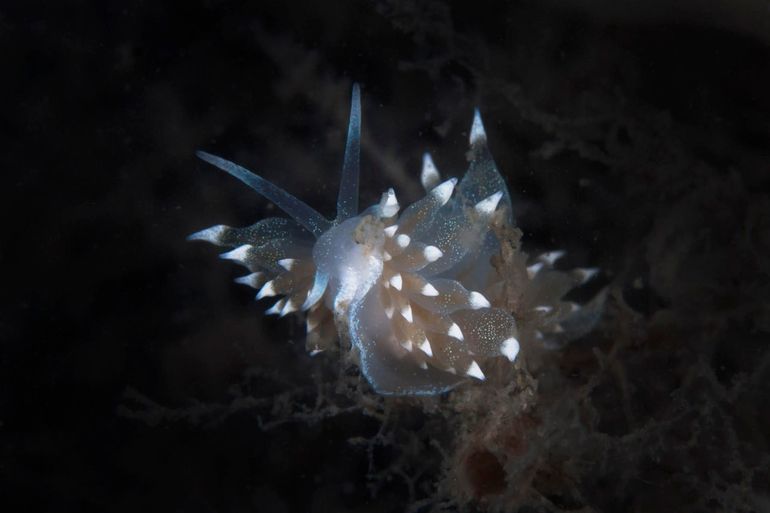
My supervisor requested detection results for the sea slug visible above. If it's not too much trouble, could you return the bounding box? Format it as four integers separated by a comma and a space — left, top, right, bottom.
189, 84, 603, 395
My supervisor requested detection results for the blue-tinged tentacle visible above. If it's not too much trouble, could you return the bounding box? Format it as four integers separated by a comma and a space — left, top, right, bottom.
196, 151, 332, 237
335, 83, 361, 222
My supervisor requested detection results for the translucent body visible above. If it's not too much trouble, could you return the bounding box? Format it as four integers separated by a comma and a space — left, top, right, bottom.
189, 85, 602, 395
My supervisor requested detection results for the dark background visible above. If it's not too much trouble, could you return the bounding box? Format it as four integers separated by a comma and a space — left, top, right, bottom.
2, 1, 769, 512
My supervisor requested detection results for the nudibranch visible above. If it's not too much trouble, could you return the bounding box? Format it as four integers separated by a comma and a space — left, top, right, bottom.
189, 84, 602, 395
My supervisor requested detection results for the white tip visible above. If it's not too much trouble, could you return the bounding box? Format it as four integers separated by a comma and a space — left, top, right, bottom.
527, 262, 544, 279
431, 178, 457, 206
445, 367, 457, 375
278, 258, 298, 271
500, 337, 520, 362
576, 267, 599, 283
380, 189, 399, 217
264, 299, 285, 315
421, 283, 439, 296
256, 280, 277, 299
470, 109, 487, 145
448, 322, 464, 340
465, 360, 485, 380
553, 323, 565, 333
423, 245, 443, 262
418, 338, 433, 357
396, 234, 411, 248
469, 291, 491, 309
384, 225, 398, 237
418, 361, 428, 370
384, 304, 395, 319
539, 250, 565, 266
420, 153, 441, 191
400, 340, 413, 352
382, 251, 392, 262
309, 349, 324, 356
234, 272, 263, 288
385, 190, 398, 206
474, 191, 503, 216
569, 302, 581, 312
534, 305, 553, 314
188, 225, 225, 243
220, 244, 251, 262
400, 303, 413, 322
389, 273, 403, 291
280, 300, 299, 317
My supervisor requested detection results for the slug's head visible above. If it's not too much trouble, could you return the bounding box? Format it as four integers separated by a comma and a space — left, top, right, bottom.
312, 212, 387, 312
